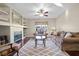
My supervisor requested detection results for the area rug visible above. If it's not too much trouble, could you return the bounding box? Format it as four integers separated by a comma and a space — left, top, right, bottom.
14, 38, 69, 56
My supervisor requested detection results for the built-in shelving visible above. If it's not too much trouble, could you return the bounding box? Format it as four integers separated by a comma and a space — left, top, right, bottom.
23, 28, 27, 37
0, 16, 9, 22
0, 10, 9, 15
12, 10, 22, 25
23, 18, 28, 26
0, 4, 10, 23
0, 4, 28, 44
0, 25, 10, 45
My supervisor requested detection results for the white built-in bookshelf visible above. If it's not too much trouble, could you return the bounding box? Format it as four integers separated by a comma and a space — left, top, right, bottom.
0, 4, 28, 44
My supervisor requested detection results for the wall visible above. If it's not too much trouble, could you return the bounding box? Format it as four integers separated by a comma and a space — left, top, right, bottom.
26, 18, 56, 37
56, 4, 79, 32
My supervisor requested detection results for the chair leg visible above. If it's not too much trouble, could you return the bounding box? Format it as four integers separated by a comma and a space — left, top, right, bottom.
35, 39, 37, 47
17, 50, 19, 56
43, 39, 45, 47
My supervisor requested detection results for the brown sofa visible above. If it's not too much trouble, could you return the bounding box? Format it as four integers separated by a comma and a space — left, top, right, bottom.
62, 32, 79, 51
64, 32, 79, 43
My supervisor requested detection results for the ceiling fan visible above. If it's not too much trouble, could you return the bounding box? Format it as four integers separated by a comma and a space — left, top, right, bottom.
35, 9, 48, 17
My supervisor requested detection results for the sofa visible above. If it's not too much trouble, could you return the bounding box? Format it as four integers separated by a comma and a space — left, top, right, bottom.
62, 32, 79, 51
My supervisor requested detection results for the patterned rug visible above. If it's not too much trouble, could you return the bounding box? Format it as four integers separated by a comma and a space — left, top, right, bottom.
14, 38, 69, 56
19, 47, 54, 56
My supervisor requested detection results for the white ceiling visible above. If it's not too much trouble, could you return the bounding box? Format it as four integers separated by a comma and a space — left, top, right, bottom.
5, 3, 77, 19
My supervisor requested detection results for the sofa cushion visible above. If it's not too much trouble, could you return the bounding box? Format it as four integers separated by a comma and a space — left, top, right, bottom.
64, 32, 72, 38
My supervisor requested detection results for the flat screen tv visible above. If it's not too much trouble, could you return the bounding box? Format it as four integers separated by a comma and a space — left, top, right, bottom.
14, 31, 22, 43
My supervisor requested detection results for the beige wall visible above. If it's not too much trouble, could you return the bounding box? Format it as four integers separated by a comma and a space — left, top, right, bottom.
56, 4, 79, 32
26, 18, 56, 37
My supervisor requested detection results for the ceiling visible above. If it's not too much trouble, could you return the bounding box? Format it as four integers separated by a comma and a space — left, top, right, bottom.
5, 3, 77, 19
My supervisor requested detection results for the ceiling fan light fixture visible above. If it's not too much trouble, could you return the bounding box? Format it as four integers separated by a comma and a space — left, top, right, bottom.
35, 8, 48, 17
39, 13, 43, 17
35, 12, 39, 15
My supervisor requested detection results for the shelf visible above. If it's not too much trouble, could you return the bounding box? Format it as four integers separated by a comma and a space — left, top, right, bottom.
23, 26, 28, 28
10, 24, 23, 28
12, 10, 22, 25
0, 8, 9, 22
0, 17, 9, 22
0, 10, 9, 15
0, 21, 10, 26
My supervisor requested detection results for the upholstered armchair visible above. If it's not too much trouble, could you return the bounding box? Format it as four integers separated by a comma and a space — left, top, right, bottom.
34, 31, 48, 47
0, 43, 18, 56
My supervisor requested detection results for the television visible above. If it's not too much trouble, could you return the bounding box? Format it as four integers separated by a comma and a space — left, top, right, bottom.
14, 31, 22, 43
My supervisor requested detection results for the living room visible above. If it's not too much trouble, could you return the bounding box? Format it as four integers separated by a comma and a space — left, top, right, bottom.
0, 3, 79, 56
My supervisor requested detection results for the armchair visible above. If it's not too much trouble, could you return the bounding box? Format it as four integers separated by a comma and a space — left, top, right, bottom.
34, 32, 47, 47
0, 43, 18, 56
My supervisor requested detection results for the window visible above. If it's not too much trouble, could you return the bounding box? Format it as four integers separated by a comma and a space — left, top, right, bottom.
35, 21, 48, 32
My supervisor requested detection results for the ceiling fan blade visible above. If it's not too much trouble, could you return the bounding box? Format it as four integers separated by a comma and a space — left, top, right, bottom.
44, 11, 48, 14
44, 14, 48, 17
37, 11, 41, 13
